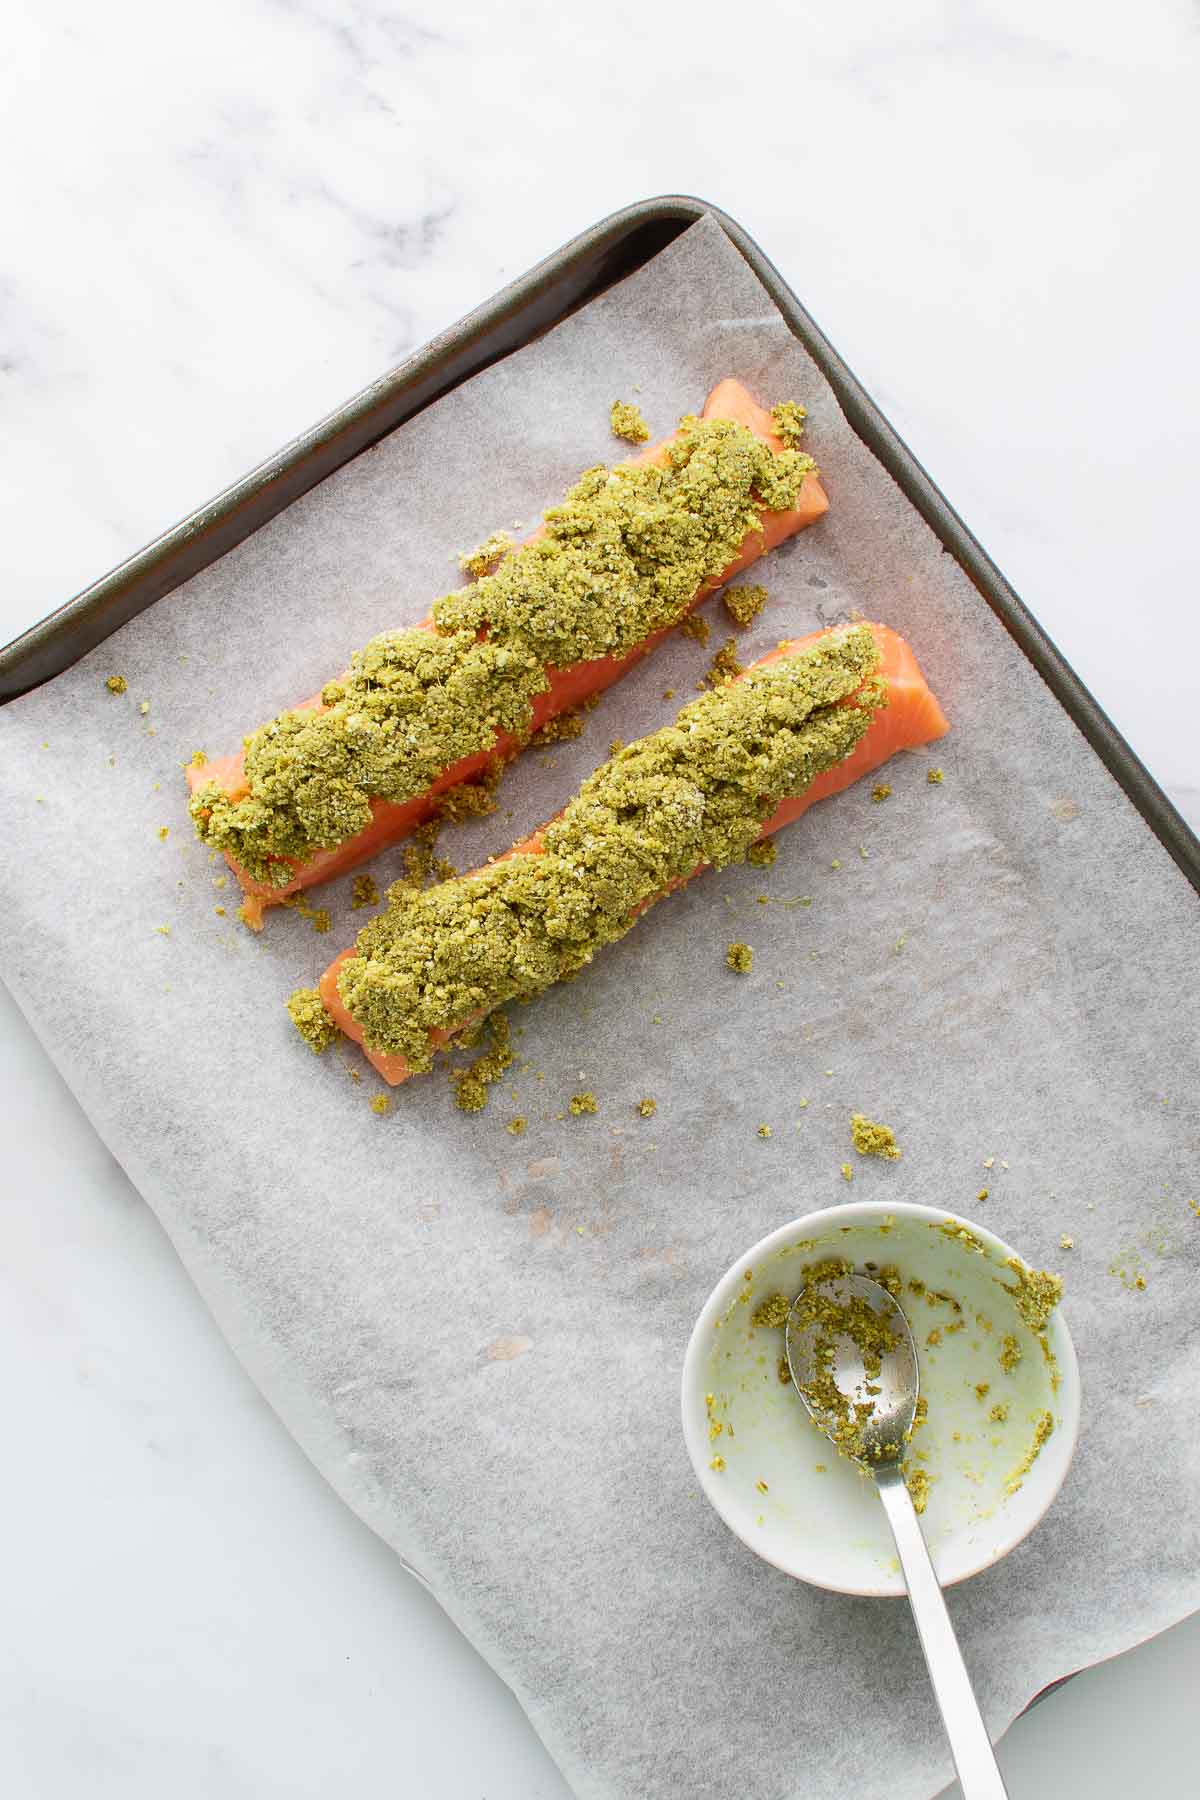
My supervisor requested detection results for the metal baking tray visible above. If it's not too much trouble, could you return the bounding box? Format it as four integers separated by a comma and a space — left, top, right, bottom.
3, 198, 1180, 1731
4, 191, 1196, 916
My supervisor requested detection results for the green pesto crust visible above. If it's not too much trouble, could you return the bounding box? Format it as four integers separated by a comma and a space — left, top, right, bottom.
191, 415, 815, 884
332, 625, 883, 1070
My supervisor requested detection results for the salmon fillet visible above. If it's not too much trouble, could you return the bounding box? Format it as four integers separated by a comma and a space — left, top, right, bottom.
188, 380, 828, 925
317, 621, 948, 1086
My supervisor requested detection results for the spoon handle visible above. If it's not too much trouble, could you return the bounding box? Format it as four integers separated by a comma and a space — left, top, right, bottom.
874, 1463, 1010, 1799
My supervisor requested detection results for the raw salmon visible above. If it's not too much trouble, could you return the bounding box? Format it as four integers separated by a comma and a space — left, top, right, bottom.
318, 621, 948, 1085
188, 381, 828, 926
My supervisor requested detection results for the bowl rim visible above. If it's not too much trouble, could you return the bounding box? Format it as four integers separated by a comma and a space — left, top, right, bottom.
680, 1199, 1082, 1597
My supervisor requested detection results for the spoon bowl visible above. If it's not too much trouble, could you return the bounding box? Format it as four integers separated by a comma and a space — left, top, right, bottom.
785, 1271, 919, 1467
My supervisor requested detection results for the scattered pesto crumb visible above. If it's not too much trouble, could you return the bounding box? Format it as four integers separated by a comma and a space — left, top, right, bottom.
777, 1357, 791, 1383
157, 826, 169, 842
851, 1113, 902, 1160
746, 838, 776, 868
214, 905, 226, 916
530, 710, 585, 747
569, 1091, 598, 1116
351, 873, 381, 910
841, 1162, 853, 1182
189, 749, 208, 767
1059, 1234, 1075, 1250
662, 688, 675, 700
752, 1293, 791, 1329
977, 1188, 990, 1202
458, 530, 515, 578
813, 1462, 827, 1474
722, 584, 768, 628
451, 1013, 514, 1113
505, 1116, 527, 1135
1004, 1259, 1064, 1331
999, 1335, 1022, 1373
709, 1454, 726, 1472
699, 638, 744, 688
927, 767, 944, 785
608, 739, 624, 757
797, 1098, 809, 1109
155, 925, 170, 937
905, 1467, 932, 1514
769, 401, 808, 448
370, 1094, 391, 1115
755, 1479, 769, 1495
1005, 1411, 1054, 1493
726, 941, 753, 973
975, 1382, 990, 1402
757, 1124, 773, 1139
138, 701, 150, 716
871, 783, 891, 802
679, 611, 711, 646
830, 858, 841, 870
636, 1097, 657, 1119
287, 988, 340, 1054
609, 399, 649, 444
989, 1402, 1009, 1424
926, 1327, 943, 1348
105, 675, 127, 695
288, 896, 332, 935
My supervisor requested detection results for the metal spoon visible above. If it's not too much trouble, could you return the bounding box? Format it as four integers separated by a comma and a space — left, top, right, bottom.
786, 1272, 1009, 1799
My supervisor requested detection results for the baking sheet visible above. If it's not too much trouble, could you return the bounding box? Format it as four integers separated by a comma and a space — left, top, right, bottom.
1, 214, 1197, 1800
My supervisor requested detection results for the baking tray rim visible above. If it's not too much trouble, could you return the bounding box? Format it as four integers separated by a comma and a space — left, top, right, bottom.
2, 189, 1195, 911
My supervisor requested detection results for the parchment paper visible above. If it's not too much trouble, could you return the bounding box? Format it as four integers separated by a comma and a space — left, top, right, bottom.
1, 215, 1197, 1800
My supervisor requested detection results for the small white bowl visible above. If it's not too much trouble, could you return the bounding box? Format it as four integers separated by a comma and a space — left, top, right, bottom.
681, 1202, 1080, 1596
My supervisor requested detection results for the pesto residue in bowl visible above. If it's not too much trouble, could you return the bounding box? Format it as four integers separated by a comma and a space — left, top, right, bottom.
191, 413, 816, 883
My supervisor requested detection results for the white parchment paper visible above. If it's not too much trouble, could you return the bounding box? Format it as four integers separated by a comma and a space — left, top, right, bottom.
1, 216, 1197, 1800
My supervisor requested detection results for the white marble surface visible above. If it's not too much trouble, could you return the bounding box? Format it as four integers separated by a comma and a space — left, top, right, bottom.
2, 2, 1197, 1795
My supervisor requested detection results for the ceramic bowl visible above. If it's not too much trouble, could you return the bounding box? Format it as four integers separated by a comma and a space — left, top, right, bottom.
681, 1202, 1080, 1596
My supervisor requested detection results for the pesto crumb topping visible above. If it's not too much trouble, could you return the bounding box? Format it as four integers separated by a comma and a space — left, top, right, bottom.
927, 767, 944, 785
506, 1116, 527, 1135
1004, 1259, 1063, 1331
193, 416, 814, 883
609, 399, 650, 444
105, 675, 127, 695
700, 638, 745, 690
370, 1094, 391, 1115
458, 531, 514, 578
530, 711, 584, 747
569, 1091, 598, 1116
871, 782, 891, 802
851, 1113, 902, 1160
636, 1097, 657, 1118
451, 1013, 513, 1112
769, 402, 808, 449
330, 627, 882, 1069
746, 839, 776, 868
722, 584, 768, 628
752, 1293, 791, 1329
726, 942, 753, 973
287, 988, 339, 1053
